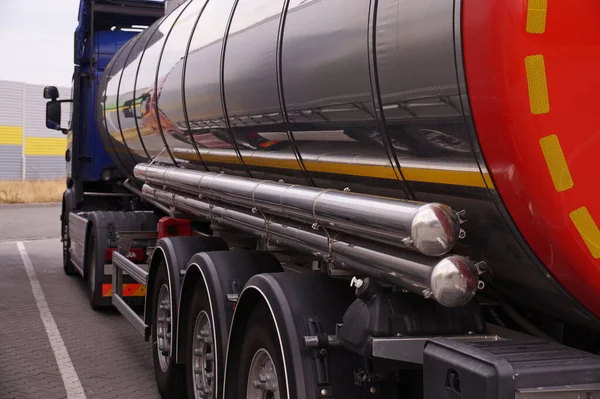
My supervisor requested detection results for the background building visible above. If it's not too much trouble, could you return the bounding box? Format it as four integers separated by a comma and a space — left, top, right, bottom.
0, 80, 70, 180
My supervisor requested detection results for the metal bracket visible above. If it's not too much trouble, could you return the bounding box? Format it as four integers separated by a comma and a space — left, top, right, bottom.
228, 280, 242, 310
305, 316, 335, 398
116, 231, 159, 256
456, 209, 468, 224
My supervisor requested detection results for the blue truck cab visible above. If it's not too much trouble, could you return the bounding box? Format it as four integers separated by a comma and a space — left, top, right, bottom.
68, 0, 163, 198
43, 0, 164, 278
44, 1, 164, 206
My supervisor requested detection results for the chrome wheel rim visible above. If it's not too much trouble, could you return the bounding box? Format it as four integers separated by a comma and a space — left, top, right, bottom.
192, 310, 215, 399
246, 348, 280, 399
156, 284, 171, 372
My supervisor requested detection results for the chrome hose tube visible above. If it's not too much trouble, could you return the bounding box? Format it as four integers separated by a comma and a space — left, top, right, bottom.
134, 164, 461, 256
141, 184, 479, 307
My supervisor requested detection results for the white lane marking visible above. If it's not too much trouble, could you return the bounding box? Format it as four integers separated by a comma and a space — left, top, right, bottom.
17, 241, 87, 399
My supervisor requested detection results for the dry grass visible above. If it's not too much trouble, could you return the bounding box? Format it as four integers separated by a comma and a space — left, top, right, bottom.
0, 180, 64, 204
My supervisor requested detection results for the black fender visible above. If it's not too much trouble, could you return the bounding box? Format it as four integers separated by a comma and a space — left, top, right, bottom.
62, 188, 77, 220
223, 272, 362, 399
144, 236, 229, 352
85, 211, 158, 304
176, 250, 283, 366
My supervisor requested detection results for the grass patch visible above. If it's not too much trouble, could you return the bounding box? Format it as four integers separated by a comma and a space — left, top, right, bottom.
0, 180, 64, 204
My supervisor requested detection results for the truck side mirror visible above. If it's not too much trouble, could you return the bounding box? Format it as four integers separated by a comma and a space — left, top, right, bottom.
46, 101, 64, 132
44, 86, 59, 100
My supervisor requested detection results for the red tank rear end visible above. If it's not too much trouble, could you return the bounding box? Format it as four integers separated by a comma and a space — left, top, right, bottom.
463, 0, 600, 318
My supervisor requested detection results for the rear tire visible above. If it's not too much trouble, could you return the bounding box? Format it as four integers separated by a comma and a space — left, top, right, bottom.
86, 230, 104, 310
152, 262, 186, 399
235, 301, 287, 399
62, 211, 77, 276
185, 283, 217, 399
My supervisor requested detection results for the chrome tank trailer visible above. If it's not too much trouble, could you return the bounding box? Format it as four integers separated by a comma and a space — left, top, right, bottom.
96, 0, 600, 328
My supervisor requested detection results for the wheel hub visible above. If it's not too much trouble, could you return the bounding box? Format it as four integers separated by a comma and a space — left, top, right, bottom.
156, 284, 172, 372
192, 310, 215, 399
247, 348, 280, 399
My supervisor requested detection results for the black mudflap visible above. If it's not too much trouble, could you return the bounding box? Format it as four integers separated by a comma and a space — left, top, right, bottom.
423, 337, 600, 398
88, 211, 158, 308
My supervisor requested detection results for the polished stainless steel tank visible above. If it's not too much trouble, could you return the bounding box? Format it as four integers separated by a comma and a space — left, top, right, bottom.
96, 0, 600, 328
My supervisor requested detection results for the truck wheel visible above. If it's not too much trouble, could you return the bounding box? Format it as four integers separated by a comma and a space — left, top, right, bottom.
185, 284, 216, 399
152, 262, 186, 398
86, 230, 104, 310
235, 301, 287, 399
62, 211, 77, 276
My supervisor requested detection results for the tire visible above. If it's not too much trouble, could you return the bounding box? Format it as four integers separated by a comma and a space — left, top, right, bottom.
86, 230, 104, 310
152, 262, 186, 399
185, 283, 217, 399
235, 301, 288, 399
62, 210, 77, 276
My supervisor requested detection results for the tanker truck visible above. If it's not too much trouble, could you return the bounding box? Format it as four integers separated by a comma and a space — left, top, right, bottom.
44, 0, 600, 397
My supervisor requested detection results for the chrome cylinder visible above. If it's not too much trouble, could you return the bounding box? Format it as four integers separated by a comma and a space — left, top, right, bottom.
134, 164, 461, 256
141, 184, 478, 307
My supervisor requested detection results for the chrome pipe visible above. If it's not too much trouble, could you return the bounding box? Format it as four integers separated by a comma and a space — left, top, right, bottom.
141, 184, 479, 307
134, 164, 461, 256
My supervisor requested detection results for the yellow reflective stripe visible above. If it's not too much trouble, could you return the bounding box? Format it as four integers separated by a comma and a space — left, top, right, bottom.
526, 0, 548, 34
402, 168, 488, 188
0, 126, 23, 145
483, 172, 495, 189
525, 54, 550, 115
539, 134, 573, 192
570, 207, 600, 259
25, 137, 67, 156
169, 148, 488, 188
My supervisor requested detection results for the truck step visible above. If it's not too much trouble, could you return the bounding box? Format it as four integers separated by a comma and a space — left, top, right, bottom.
423, 336, 600, 398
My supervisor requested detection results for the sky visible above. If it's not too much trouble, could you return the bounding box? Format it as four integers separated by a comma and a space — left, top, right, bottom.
0, 0, 81, 87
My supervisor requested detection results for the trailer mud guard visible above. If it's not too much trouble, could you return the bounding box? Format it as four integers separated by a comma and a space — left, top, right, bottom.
223, 272, 363, 399
144, 236, 229, 343
176, 250, 283, 364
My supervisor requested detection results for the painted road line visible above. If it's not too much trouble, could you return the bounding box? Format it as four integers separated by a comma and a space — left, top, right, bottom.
17, 241, 87, 399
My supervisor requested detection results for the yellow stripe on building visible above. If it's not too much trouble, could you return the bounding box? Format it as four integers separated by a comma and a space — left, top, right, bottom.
570, 207, 600, 259
539, 134, 574, 192
25, 137, 67, 156
526, 0, 548, 34
525, 54, 550, 115
0, 126, 23, 145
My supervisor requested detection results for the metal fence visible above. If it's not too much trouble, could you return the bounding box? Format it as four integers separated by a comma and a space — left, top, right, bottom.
0, 80, 69, 180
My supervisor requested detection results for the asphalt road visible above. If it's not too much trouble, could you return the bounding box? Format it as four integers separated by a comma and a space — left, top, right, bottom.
0, 204, 61, 242
0, 204, 160, 399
